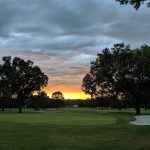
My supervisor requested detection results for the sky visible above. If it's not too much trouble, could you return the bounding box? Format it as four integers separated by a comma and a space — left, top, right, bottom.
0, 0, 149, 99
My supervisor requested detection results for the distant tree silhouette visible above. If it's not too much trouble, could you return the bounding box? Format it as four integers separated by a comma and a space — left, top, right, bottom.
30, 91, 49, 110
38, 91, 49, 109
1, 56, 48, 113
116, 0, 150, 9
52, 91, 64, 109
52, 91, 64, 100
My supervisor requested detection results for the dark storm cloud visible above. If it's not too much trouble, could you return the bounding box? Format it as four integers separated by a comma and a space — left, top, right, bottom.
0, 0, 149, 87
0, 0, 115, 52
0, 0, 149, 48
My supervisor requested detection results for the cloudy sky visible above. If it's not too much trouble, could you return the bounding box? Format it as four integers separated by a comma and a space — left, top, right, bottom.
0, 0, 149, 99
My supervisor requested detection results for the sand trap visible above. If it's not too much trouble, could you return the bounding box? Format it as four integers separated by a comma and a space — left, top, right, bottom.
130, 115, 150, 126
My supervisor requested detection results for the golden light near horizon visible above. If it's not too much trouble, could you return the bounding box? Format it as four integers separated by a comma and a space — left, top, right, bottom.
44, 84, 90, 100
47, 92, 90, 100
63, 92, 90, 99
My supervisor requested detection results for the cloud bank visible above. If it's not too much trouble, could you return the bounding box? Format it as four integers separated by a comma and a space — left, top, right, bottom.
0, 0, 149, 96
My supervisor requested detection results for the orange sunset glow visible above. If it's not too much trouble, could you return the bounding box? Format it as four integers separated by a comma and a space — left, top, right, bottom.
44, 84, 90, 99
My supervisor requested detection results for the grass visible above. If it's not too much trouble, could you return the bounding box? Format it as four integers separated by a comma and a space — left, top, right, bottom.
0, 108, 150, 150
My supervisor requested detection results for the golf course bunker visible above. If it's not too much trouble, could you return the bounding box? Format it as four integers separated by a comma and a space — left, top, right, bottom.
131, 115, 150, 126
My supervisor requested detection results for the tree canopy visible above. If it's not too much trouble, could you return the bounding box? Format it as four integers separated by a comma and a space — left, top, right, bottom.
0, 56, 48, 113
82, 43, 150, 114
116, 0, 150, 9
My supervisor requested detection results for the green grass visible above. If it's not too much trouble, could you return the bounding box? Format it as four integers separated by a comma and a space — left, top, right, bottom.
0, 110, 116, 126
0, 108, 150, 150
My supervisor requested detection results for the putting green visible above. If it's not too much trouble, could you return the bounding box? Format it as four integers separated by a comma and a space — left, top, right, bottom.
0, 110, 116, 126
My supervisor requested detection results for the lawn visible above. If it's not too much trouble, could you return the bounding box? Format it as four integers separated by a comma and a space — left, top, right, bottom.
0, 108, 150, 150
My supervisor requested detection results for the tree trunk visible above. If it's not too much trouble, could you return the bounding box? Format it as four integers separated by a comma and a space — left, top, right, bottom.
133, 93, 141, 115
2, 107, 4, 112
135, 107, 141, 114
18, 101, 22, 113
135, 100, 141, 114
1, 98, 4, 112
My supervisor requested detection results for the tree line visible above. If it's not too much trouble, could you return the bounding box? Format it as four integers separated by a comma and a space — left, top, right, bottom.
82, 43, 150, 114
1, 92, 142, 111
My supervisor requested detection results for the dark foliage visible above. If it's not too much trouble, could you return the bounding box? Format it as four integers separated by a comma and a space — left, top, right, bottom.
116, 0, 150, 9
82, 43, 150, 114
0, 56, 48, 113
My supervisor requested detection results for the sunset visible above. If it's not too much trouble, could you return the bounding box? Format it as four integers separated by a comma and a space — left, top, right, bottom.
0, 0, 150, 150
0, 0, 149, 100
44, 84, 90, 99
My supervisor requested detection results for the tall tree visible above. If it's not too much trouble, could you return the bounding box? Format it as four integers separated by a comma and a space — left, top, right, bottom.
2, 56, 48, 113
82, 43, 150, 114
83, 43, 131, 100
124, 45, 150, 114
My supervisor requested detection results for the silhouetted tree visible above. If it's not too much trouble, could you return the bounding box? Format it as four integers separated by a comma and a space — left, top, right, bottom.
123, 45, 150, 114
82, 73, 96, 99
82, 43, 150, 114
0, 57, 12, 111
1, 56, 48, 113
51, 91, 65, 109
37, 91, 49, 109
83, 43, 131, 100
